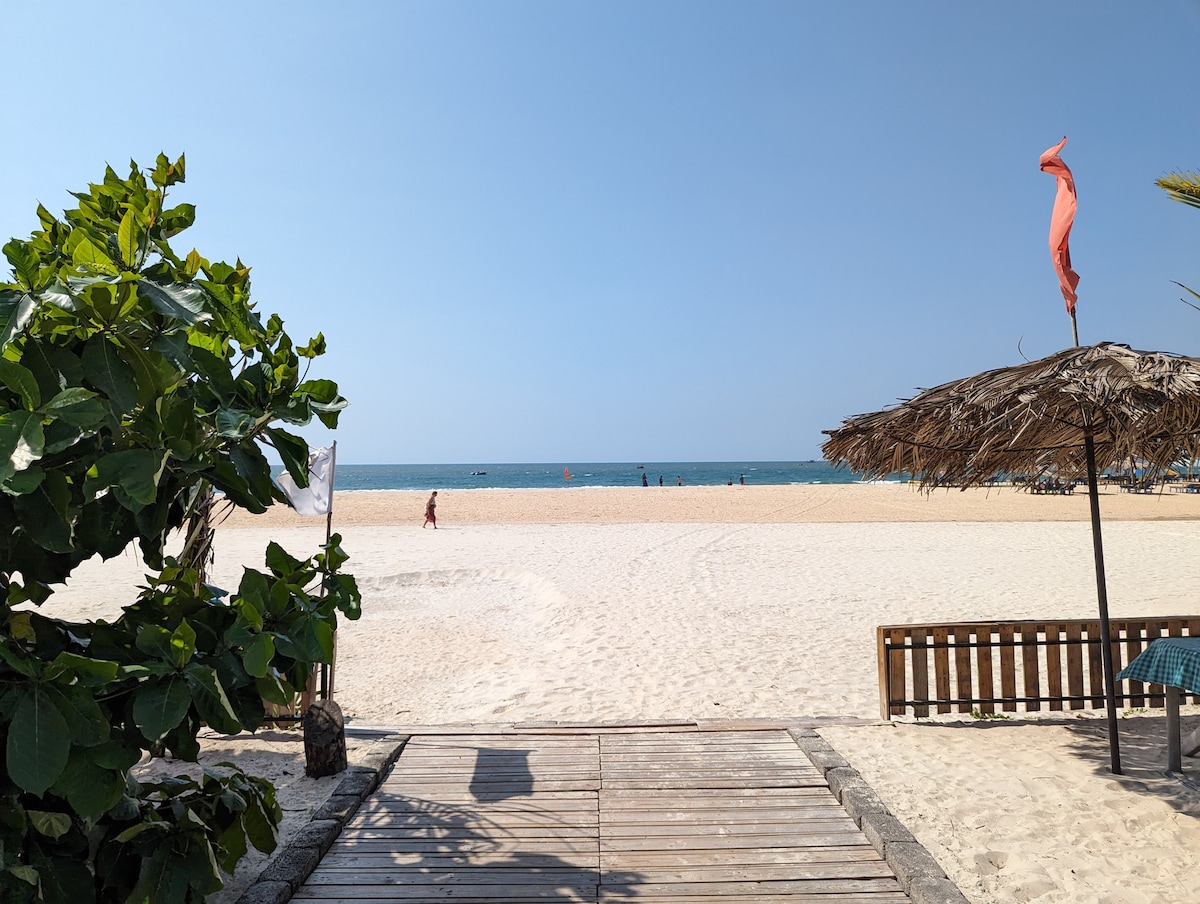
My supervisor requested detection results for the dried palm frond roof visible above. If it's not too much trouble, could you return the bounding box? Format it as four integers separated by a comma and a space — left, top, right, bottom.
822, 342, 1200, 488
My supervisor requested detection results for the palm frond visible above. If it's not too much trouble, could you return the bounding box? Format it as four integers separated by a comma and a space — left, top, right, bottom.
1157, 171, 1200, 211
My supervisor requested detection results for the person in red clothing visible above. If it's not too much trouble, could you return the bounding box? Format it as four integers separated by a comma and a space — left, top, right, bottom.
423, 491, 438, 528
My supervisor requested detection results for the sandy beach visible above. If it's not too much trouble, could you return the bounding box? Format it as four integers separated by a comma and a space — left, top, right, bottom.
37, 482, 1200, 902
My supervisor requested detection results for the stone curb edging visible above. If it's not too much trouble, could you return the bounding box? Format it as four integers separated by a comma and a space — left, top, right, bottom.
787, 728, 969, 904
234, 737, 409, 904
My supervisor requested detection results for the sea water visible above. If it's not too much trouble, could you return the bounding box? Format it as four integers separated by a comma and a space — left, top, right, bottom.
326, 461, 878, 492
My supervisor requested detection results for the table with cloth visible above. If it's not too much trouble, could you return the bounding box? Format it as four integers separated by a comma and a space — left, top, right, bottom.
1116, 636, 1200, 771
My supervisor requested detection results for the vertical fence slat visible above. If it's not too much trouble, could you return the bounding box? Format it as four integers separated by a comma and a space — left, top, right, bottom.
1086, 624, 1104, 706
1022, 624, 1041, 712
954, 626, 972, 713
934, 627, 950, 714
976, 631, 995, 715
1125, 619, 1145, 709
1046, 623, 1063, 711
999, 625, 1017, 712
888, 628, 908, 717
911, 628, 929, 718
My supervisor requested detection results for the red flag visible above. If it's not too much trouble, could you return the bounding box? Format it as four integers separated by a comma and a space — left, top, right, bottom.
1039, 136, 1080, 315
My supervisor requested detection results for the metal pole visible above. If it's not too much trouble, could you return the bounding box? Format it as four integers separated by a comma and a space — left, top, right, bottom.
1084, 432, 1122, 774
319, 441, 337, 700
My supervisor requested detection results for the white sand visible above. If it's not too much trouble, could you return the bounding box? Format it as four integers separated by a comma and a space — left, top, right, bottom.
35, 483, 1200, 902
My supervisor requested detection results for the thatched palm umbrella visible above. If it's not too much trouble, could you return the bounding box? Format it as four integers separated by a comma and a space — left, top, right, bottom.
823, 341, 1200, 774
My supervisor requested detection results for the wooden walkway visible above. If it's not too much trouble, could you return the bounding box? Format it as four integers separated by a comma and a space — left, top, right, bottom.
293, 728, 908, 902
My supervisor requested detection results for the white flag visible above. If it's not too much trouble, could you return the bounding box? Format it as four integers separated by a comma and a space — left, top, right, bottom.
278, 446, 334, 516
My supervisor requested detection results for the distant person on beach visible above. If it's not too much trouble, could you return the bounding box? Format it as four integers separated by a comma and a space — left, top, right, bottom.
423, 491, 438, 528
641, 472, 648, 487
740, 474, 745, 485
677, 476, 682, 486
728, 477, 733, 485
659, 475, 663, 486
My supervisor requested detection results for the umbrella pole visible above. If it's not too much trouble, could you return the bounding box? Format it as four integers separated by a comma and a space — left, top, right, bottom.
1084, 432, 1122, 774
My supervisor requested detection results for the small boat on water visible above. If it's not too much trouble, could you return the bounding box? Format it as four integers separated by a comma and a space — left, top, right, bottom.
471, 470, 487, 476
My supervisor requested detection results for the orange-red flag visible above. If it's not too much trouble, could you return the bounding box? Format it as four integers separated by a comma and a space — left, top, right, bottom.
1039, 136, 1080, 315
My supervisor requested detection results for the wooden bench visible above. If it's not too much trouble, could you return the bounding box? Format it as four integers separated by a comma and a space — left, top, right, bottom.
877, 617, 1200, 719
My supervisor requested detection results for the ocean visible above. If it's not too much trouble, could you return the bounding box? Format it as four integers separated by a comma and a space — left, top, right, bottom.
328, 461, 875, 492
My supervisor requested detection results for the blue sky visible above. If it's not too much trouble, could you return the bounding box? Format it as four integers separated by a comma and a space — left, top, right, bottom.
5, 1, 1200, 464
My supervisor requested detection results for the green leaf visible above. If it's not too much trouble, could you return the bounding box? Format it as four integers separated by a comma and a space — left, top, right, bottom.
135, 624, 173, 660
241, 789, 278, 854
27, 810, 71, 840
137, 280, 211, 325
0, 359, 40, 410
242, 633, 274, 679
47, 651, 119, 685
184, 664, 241, 734
81, 336, 138, 411
52, 749, 125, 822
85, 448, 167, 507
41, 387, 105, 428
268, 428, 310, 490
70, 235, 119, 275
216, 408, 257, 439
170, 620, 197, 668
0, 290, 36, 347
46, 684, 109, 747
0, 410, 45, 480
13, 472, 73, 551
297, 332, 326, 359
133, 674, 192, 741
265, 542, 303, 577
117, 208, 145, 268
3, 239, 39, 290
7, 689, 71, 795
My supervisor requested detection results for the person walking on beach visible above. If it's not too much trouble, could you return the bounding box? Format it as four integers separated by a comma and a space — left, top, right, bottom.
659, 475, 663, 486
423, 491, 438, 528
641, 472, 648, 487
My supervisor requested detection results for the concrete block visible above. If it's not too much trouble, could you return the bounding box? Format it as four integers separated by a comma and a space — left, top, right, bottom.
234, 879, 292, 904
860, 812, 916, 852
288, 818, 343, 857
824, 765, 868, 801
885, 840, 948, 894
840, 785, 889, 824
333, 769, 376, 800
313, 793, 361, 824
257, 845, 321, 892
908, 875, 971, 904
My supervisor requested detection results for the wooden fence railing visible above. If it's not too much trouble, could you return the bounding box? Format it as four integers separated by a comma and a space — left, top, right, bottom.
877, 617, 1200, 719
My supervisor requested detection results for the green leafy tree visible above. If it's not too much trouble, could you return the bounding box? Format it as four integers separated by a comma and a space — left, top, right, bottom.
0, 156, 361, 902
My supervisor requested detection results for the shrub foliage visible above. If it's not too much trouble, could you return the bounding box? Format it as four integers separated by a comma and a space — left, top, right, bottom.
0, 155, 360, 902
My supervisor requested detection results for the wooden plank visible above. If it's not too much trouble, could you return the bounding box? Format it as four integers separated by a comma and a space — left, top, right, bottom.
1066, 621, 1084, 709
1045, 623, 1063, 712
599, 847, 883, 868
889, 627, 907, 717
331, 838, 598, 854
998, 624, 1016, 712
975, 629, 994, 715
911, 627, 929, 718
600, 821, 858, 838
1086, 624, 1104, 706
320, 852, 598, 869
600, 831, 876, 852
1125, 623, 1145, 708
1020, 624, 1041, 712
877, 626, 893, 719
933, 626, 951, 714
1144, 623, 1164, 708
604, 811, 859, 825
953, 626, 972, 713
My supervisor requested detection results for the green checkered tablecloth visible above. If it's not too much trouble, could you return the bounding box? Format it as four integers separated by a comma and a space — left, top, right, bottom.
1116, 637, 1200, 693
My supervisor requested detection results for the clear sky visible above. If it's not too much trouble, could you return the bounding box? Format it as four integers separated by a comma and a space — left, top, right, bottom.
5, 2, 1200, 464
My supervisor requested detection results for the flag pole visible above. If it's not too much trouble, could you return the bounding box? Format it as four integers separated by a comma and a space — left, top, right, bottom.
1045, 138, 1121, 774
320, 441, 337, 700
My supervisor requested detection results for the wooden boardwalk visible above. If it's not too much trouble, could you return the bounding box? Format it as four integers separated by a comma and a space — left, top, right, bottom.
294, 729, 909, 902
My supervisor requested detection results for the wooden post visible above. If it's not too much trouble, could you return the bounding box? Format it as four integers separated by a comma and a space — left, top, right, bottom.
304, 698, 347, 777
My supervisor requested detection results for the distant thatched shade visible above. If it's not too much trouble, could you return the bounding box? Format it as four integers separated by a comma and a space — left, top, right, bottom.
822, 342, 1200, 487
